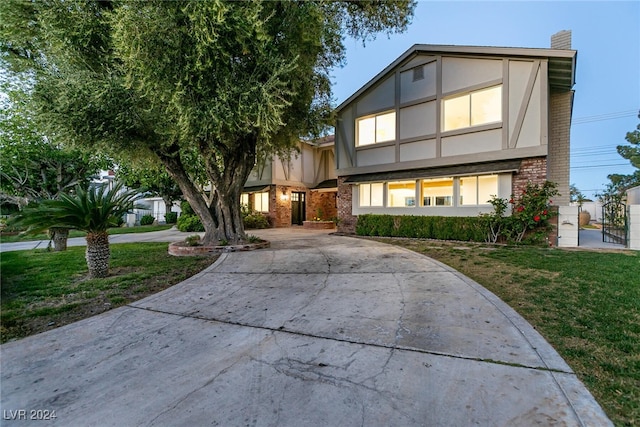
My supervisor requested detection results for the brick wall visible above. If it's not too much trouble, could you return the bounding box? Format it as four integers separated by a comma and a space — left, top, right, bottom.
307, 191, 337, 221
269, 185, 309, 227
548, 90, 573, 206
512, 157, 548, 197
336, 177, 357, 234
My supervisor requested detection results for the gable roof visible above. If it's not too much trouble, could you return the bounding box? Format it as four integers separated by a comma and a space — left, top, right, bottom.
336, 44, 577, 113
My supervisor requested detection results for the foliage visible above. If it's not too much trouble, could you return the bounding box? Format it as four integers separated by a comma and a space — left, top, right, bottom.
569, 183, 587, 205
140, 214, 155, 226
479, 181, 558, 245
177, 214, 204, 233
600, 111, 640, 201
9, 182, 139, 277
0, 73, 108, 209
480, 196, 509, 243
356, 214, 486, 241
243, 212, 269, 229
164, 212, 178, 224
0, 0, 416, 245
116, 160, 182, 214
185, 235, 201, 247
10, 183, 138, 234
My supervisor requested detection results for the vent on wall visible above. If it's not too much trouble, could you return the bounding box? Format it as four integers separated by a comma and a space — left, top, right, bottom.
412, 66, 424, 82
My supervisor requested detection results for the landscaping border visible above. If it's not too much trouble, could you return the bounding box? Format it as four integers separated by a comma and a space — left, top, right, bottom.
168, 240, 270, 256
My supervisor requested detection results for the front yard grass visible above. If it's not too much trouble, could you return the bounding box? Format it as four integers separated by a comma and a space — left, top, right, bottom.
1, 242, 216, 343
0, 224, 173, 243
369, 237, 639, 427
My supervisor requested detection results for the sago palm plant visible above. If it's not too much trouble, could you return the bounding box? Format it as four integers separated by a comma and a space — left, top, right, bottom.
12, 183, 139, 278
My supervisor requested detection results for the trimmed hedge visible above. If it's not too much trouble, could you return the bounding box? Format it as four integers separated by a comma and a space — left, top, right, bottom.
356, 214, 486, 242
140, 214, 155, 226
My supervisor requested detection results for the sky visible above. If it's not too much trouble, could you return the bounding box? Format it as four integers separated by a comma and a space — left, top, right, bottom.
329, 1, 640, 200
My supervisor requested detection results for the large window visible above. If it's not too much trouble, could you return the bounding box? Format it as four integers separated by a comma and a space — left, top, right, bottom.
443, 85, 502, 132
359, 183, 384, 207
460, 175, 498, 205
422, 178, 453, 206
388, 181, 416, 207
253, 191, 269, 212
357, 111, 396, 146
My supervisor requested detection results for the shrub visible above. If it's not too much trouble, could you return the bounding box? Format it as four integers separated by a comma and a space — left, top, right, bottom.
165, 212, 178, 224
185, 234, 201, 246
356, 214, 485, 242
177, 214, 204, 232
243, 212, 269, 229
140, 214, 155, 226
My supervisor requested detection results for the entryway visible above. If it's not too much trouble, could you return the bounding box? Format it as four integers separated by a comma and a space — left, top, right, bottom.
291, 191, 306, 225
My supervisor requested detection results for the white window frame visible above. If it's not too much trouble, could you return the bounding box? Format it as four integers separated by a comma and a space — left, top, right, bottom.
442, 85, 502, 132
359, 183, 384, 207
253, 191, 270, 213
356, 111, 396, 147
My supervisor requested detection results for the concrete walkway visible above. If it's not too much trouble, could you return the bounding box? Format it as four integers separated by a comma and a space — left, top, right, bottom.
0, 229, 611, 426
578, 228, 626, 250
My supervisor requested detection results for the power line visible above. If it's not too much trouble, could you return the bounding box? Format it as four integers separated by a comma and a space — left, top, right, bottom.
571, 109, 637, 125
570, 163, 629, 169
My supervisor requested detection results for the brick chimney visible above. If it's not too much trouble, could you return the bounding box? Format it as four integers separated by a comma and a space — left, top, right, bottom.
547, 30, 573, 206
551, 30, 571, 49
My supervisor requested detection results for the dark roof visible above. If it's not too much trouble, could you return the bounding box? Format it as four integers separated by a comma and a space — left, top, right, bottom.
343, 160, 521, 183
242, 185, 271, 193
336, 44, 576, 112
312, 179, 338, 190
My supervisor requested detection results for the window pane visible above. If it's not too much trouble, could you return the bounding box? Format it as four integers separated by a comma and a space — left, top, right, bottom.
357, 117, 376, 146
359, 183, 371, 206
443, 94, 470, 131
376, 112, 396, 142
471, 86, 501, 126
388, 181, 416, 207
240, 193, 249, 207
422, 178, 453, 206
261, 192, 269, 212
460, 176, 477, 205
478, 175, 498, 204
371, 183, 384, 206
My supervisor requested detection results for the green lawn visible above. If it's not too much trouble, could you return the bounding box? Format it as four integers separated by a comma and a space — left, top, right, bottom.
369, 237, 639, 427
1, 242, 215, 343
0, 224, 173, 243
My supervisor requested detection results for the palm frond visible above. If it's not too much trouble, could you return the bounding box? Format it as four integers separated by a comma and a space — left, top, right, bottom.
10, 182, 139, 234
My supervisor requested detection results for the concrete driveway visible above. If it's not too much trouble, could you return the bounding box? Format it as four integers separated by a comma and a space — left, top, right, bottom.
0, 229, 611, 426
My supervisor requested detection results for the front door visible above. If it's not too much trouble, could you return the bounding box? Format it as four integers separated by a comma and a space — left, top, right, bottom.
291, 192, 306, 225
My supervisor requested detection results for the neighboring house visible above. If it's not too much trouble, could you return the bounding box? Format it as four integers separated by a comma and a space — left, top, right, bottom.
242, 136, 337, 227
334, 31, 577, 233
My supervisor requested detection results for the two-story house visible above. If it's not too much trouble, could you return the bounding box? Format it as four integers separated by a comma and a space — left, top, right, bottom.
334, 31, 577, 234
242, 136, 337, 227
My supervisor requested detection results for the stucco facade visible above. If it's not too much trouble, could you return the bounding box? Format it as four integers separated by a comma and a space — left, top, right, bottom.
243, 137, 337, 227
335, 33, 577, 233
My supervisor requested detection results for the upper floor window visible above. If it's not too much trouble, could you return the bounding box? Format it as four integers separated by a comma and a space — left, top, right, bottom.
356, 111, 396, 146
443, 85, 502, 132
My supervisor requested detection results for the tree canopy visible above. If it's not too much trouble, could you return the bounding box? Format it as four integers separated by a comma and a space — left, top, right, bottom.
0, 64, 108, 210
602, 111, 640, 201
1, 0, 416, 244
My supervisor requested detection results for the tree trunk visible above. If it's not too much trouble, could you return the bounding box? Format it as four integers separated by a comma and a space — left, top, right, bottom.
157, 136, 256, 246
85, 231, 110, 278
49, 227, 69, 251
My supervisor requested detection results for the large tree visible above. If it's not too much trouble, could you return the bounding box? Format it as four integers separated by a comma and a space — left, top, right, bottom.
1, 0, 416, 245
601, 111, 640, 202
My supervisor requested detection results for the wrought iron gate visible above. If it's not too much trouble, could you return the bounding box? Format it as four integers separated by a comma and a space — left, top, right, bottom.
602, 201, 627, 245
